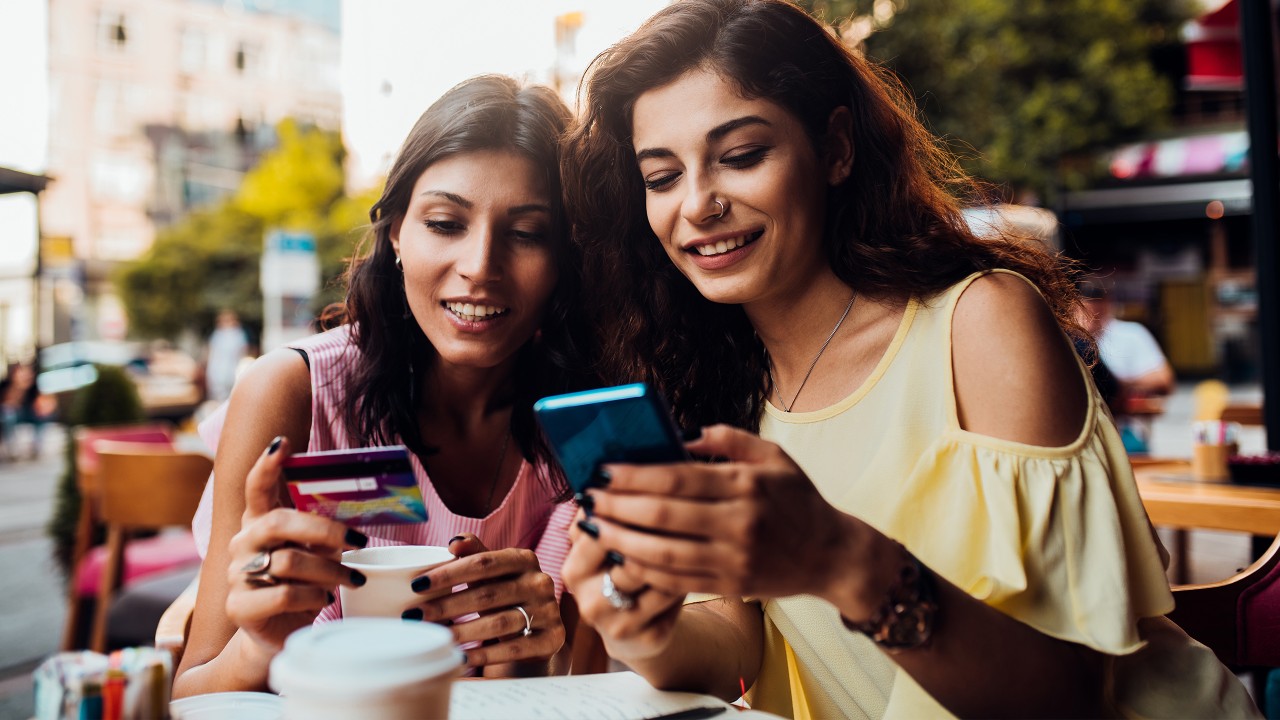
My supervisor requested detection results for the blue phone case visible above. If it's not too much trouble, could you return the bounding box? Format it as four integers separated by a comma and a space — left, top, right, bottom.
534, 383, 688, 493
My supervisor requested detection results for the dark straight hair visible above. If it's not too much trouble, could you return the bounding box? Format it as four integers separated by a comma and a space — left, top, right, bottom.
334, 75, 588, 499
563, 0, 1083, 432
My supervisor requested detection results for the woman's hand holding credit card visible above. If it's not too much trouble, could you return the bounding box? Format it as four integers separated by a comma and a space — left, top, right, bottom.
281, 445, 428, 526
225, 436, 372, 655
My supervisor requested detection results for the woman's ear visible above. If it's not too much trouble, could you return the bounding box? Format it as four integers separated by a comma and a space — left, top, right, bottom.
824, 106, 854, 186
389, 216, 403, 257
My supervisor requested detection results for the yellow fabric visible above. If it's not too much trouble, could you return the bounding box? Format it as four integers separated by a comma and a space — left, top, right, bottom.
751, 270, 1258, 719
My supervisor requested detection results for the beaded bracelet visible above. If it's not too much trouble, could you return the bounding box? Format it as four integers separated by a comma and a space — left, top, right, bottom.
842, 545, 938, 650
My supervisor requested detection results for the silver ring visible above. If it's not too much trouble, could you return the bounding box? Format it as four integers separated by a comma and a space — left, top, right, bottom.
514, 604, 533, 637
713, 199, 726, 219
241, 550, 278, 587
601, 567, 636, 611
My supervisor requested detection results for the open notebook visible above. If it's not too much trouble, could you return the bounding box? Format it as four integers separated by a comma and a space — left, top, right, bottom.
450, 671, 782, 720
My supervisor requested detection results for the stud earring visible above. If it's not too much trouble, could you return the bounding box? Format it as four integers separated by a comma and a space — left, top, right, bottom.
395, 256, 402, 270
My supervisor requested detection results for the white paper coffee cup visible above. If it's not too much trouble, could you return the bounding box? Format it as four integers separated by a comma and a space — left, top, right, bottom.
270, 618, 463, 720
340, 545, 454, 618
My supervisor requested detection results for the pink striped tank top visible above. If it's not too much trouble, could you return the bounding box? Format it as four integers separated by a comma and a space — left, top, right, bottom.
193, 325, 575, 622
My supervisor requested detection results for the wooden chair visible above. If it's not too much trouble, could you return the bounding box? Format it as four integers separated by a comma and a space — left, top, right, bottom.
1168, 532, 1280, 669
61, 423, 175, 650
88, 441, 211, 652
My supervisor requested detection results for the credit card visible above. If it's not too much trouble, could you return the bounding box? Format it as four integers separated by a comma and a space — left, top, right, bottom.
282, 445, 427, 526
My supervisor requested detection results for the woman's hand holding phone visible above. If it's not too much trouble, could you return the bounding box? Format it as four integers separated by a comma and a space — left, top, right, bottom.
224, 436, 369, 655
404, 534, 565, 671
575, 425, 872, 608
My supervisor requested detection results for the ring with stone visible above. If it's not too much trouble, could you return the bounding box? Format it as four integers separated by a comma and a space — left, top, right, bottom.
514, 605, 533, 637
601, 567, 637, 611
241, 550, 279, 588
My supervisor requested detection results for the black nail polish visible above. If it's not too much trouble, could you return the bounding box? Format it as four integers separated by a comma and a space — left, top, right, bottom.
680, 426, 702, 442
577, 519, 600, 539
401, 608, 423, 621
592, 468, 612, 488
344, 528, 369, 548
267, 436, 284, 455
411, 576, 432, 593
605, 550, 625, 567
349, 570, 367, 587
326, 591, 336, 605
575, 492, 595, 514
448, 535, 466, 545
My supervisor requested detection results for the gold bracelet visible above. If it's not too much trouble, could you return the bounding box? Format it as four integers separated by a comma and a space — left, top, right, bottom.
841, 545, 938, 650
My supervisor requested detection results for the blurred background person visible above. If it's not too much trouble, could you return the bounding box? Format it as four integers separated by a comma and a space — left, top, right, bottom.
1079, 280, 1175, 453
0, 361, 53, 460
205, 309, 250, 403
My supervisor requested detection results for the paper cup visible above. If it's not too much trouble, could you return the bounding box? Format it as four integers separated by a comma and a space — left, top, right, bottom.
339, 545, 454, 618
270, 618, 462, 720
1191, 442, 1238, 481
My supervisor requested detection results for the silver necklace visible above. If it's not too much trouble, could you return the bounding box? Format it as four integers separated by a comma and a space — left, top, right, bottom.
767, 293, 856, 412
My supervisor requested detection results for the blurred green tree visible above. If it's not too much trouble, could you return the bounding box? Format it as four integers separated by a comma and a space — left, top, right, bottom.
795, 0, 1196, 200
116, 119, 375, 341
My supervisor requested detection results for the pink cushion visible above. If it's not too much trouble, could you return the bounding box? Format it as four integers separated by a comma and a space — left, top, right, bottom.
75, 531, 201, 598
76, 425, 173, 478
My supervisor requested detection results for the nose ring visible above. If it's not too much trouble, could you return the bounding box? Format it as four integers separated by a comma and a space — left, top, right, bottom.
713, 199, 726, 220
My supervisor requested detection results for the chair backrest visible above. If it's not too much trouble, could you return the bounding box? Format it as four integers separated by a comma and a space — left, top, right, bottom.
94, 441, 211, 528
75, 423, 174, 492
1169, 532, 1280, 668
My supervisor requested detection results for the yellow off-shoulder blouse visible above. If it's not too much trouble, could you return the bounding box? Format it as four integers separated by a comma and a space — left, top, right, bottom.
746, 270, 1257, 719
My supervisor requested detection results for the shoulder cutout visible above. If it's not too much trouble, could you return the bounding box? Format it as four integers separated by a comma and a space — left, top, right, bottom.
951, 272, 1088, 447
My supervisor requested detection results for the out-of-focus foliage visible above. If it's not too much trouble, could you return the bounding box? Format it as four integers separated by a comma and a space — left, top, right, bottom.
116, 120, 378, 341
795, 0, 1196, 199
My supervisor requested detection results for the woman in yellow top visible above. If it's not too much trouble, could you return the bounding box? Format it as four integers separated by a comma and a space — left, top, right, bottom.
559, 0, 1256, 717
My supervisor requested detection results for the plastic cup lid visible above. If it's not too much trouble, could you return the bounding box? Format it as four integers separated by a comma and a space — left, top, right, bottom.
269, 619, 463, 698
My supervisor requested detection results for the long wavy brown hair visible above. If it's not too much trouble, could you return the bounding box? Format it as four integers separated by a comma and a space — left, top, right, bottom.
562, 0, 1084, 432
332, 75, 590, 498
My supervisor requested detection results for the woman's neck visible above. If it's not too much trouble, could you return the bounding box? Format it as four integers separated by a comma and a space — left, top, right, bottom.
744, 268, 857, 377
417, 357, 518, 437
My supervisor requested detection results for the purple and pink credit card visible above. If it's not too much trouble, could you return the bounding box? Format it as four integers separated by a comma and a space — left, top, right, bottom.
282, 445, 427, 526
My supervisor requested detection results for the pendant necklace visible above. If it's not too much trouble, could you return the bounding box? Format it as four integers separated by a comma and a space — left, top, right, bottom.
767, 293, 856, 412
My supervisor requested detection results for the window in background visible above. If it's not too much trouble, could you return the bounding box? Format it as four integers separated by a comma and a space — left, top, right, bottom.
97, 11, 128, 53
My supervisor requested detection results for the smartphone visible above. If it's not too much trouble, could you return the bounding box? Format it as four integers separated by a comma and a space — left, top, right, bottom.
282, 445, 428, 526
534, 383, 689, 494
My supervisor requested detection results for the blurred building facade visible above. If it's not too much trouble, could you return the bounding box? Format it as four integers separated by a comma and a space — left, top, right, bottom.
0, 0, 51, 368
39, 0, 340, 346
1059, 0, 1271, 382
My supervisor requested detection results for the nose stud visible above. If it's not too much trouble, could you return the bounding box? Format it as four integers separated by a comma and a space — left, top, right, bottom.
713, 199, 726, 220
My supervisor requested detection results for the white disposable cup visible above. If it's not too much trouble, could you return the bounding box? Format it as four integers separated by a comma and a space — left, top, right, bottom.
270, 618, 463, 720
340, 545, 454, 618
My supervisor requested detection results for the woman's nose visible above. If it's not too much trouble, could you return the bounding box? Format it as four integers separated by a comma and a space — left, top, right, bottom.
456, 230, 502, 283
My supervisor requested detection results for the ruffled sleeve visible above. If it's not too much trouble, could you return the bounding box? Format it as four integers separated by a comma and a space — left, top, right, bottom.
880, 412, 1173, 656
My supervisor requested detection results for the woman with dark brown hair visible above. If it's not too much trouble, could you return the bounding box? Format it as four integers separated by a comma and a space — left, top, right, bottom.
560, 1, 1253, 717
174, 75, 591, 696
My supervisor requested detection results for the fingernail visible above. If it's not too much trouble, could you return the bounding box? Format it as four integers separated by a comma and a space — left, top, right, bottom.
401, 608, 423, 621
577, 519, 600, 539
344, 528, 369, 548
326, 591, 336, 605
267, 436, 284, 455
411, 576, 432, 593
448, 535, 465, 545
575, 492, 595, 514
349, 570, 367, 587
593, 468, 612, 488
605, 550, 625, 566
681, 426, 702, 442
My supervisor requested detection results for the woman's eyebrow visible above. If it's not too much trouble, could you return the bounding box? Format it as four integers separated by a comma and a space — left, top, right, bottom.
419, 190, 471, 208
508, 204, 551, 216
635, 115, 773, 162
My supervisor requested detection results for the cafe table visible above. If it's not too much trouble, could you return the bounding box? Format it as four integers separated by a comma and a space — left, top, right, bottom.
1130, 457, 1280, 582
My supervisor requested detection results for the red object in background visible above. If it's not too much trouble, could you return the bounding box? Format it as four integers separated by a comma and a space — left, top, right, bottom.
1186, 0, 1244, 90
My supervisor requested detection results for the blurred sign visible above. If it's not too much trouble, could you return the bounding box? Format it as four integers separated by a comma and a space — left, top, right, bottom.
261, 230, 319, 297
261, 229, 319, 352
40, 235, 74, 266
